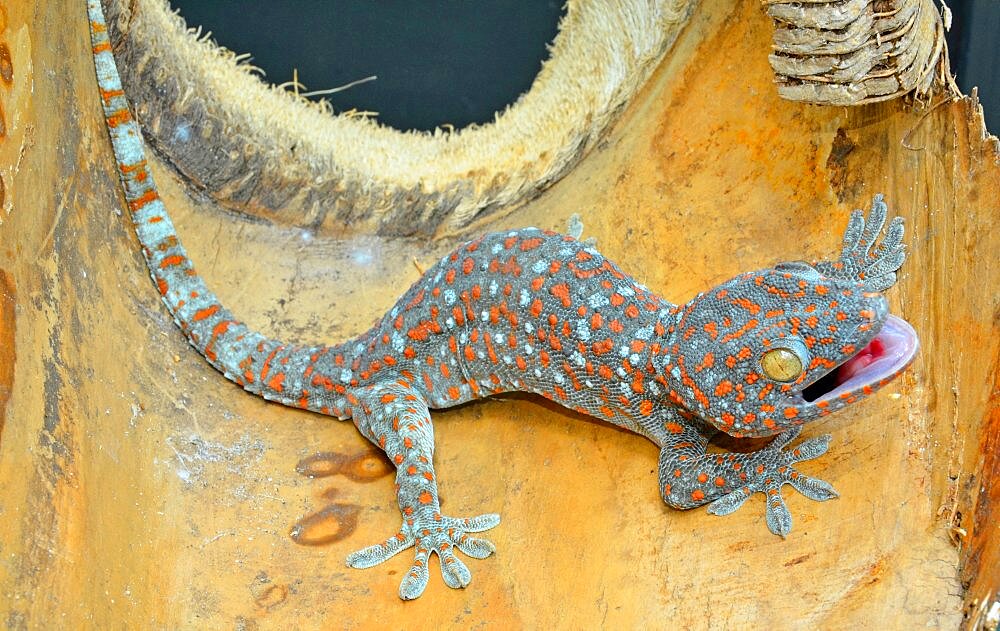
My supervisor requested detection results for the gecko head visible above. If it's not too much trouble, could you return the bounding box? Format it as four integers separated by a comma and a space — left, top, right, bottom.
663, 262, 917, 437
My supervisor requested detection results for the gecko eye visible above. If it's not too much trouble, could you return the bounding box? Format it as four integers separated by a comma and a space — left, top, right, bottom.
760, 345, 807, 382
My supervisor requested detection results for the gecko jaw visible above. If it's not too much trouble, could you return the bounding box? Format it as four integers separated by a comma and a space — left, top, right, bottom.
798, 314, 919, 404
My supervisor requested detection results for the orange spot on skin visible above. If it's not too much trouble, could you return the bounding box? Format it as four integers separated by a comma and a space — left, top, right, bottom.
193, 304, 220, 321
104, 107, 133, 129
592, 339, 614, 356
418, 491, 433, 504
158, 254, 186, 269
691, 489, 705, 501
550, 283, 572, 308
267, 372, 285, 392
714, 380, 733, 397
127, 188, 159, 213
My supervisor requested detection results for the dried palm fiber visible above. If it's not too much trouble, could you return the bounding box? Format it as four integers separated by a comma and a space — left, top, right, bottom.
767, 0, 958, 105
99, 0, 696, 237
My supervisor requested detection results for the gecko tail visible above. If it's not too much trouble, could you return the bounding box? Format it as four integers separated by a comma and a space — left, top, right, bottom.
87, 1, 306, 398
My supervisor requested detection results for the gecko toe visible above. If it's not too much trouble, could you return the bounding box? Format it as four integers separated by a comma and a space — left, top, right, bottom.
349, 512, 500, 599
789, 433, 832, 462
788, 474, 839, 502
765, 491, 793, 537
438, 547, 473, 589
345, 531, 413, 569
399, 551, 431, 600
706, 486, 753, 516
459, 512, 501, 532
455, 534, 497, 559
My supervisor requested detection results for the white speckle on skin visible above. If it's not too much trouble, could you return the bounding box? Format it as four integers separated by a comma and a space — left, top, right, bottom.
588, 295, 609, 309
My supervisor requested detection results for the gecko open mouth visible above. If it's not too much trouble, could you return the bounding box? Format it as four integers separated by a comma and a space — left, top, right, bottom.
801, 315, 919, 403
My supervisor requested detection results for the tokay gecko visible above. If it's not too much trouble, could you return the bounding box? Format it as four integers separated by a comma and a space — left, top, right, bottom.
88, 0, 919, 600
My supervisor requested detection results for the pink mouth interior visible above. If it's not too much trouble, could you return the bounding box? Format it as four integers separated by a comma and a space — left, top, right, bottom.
801, 315, 918, 403
838, 337, 885, 382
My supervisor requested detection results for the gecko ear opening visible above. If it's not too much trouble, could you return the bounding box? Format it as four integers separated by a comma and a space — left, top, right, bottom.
99, 0, 697, 237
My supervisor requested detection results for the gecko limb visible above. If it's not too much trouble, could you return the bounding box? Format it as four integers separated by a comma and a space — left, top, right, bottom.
657, 419, 837, 537
345, 379, 500, 599
815, 193, 906, 292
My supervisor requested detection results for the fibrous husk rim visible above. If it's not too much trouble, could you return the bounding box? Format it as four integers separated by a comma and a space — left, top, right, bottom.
102, 0, 696, 237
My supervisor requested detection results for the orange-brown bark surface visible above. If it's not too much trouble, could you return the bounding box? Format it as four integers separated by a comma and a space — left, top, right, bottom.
0, 1, 996, 628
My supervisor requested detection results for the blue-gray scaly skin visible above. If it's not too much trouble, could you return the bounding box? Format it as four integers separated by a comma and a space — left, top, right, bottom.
89, 0, 917, 600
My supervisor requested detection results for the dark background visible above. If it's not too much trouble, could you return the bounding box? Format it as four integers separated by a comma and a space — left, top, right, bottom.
171, 1, 998, 134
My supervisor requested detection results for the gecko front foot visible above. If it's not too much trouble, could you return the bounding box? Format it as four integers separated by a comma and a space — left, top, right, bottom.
706, 428, 838, 537
346, 512, 500, 600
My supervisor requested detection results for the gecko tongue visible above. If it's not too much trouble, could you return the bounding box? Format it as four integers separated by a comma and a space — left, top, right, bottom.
801, 315, 918, 403
838, 337, 885, 381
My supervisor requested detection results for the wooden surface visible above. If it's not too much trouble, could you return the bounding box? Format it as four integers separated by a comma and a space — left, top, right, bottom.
0, 0, 998, 629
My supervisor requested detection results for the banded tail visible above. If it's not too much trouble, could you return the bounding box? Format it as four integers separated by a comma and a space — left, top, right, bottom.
87, 1, 344, 412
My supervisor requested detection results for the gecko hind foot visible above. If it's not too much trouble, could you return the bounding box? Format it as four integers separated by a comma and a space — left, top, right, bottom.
346, 512, 500, 600
706, 428, 838, 537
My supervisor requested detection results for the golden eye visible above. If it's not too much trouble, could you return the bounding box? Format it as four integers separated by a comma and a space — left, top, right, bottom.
760, 348, 804, 382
